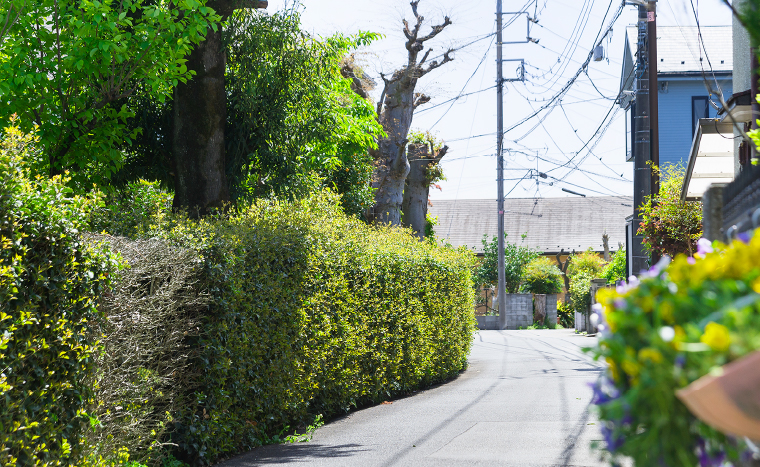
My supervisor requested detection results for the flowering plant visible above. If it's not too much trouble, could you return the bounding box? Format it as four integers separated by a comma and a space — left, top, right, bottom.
587, 234, 760, 466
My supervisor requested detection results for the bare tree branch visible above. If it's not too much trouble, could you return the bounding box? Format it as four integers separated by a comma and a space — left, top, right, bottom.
418, 48, 432, 66
417, 16, 452, 43
413, 93, 430, 109
421, 49, 454, 77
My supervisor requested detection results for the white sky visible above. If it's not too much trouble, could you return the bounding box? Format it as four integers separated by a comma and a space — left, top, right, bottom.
269, 0, 733, 200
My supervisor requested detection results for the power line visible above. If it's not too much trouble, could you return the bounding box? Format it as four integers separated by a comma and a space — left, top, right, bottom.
501, 0, 625, 137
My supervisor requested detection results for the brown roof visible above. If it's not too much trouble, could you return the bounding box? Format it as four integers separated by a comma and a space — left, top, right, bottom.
429, 197, 633, 254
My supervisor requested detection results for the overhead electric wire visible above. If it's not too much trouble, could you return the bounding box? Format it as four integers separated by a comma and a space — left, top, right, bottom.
501, 0, 625, 137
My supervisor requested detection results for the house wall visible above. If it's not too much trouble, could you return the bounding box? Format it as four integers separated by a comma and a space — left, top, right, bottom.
657, 75, 733, 169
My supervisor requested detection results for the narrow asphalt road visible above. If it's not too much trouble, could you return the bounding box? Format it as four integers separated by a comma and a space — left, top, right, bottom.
219, 330, 607, 467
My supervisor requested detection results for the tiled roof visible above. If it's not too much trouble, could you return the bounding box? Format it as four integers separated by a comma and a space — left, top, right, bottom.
429, 197, 633, 254
626, 25, 732, 74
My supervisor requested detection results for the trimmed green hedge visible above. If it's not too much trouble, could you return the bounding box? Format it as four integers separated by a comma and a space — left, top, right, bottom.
0, 123, 117, 465
152, 193, 476, 464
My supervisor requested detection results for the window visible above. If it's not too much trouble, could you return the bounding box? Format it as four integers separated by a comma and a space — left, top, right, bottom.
692, 96, 709, 136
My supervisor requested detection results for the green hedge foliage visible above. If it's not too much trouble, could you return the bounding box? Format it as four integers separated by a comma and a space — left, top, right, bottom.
520, 257, 563, 294
0, 122, 117, 465
150, 193, 477, 464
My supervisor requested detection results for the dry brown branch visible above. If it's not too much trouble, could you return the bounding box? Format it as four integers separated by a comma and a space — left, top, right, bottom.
84, 234, 210, 465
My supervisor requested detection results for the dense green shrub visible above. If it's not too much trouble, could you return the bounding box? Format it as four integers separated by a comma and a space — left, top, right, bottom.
474, 233, 539, 293
0, 121, 117, 465
520, 257, 563, 294
601, 248, 626, 285
557, 301, 574, 328
148, 192, 476, 464
588, 236, 760, 465
638, 165, 702, 258
89, 180, 172, 238
567, 250, 605, 313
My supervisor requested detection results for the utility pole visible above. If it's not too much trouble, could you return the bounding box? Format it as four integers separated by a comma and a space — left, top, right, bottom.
496, 0, 507, 329
632, 1, 657, 273
649, 2, 659, 195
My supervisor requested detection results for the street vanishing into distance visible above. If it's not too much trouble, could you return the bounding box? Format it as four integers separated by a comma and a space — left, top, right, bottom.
221, 330, 607, 467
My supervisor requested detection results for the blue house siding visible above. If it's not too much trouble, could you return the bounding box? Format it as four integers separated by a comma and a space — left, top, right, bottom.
657, 75, 732, 168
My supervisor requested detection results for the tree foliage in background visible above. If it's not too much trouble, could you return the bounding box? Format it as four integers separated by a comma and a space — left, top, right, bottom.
116, 9, 383, 217
638, 165, 702, 258
224, 10, 384, 216
0, 0, 217, 187
520, 257, 563, 294
475, 234, 540, 293
602, 248, 627, 285
567, 249, 605, 313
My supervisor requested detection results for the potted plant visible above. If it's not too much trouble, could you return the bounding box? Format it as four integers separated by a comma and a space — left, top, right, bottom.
520, 257, 563, 327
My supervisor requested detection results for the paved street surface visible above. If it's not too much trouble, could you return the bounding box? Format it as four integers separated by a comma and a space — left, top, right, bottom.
219, 330, 607, 467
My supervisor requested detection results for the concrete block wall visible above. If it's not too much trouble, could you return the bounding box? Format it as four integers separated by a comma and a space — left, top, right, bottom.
500, 293, 533, 330
546, 294, 558, 327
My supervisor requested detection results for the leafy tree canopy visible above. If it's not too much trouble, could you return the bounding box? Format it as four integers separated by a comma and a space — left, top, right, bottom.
224, 10, 384, 215
475, 233, 540, 294
0, 0, 219, 187
117, 8, 384, 217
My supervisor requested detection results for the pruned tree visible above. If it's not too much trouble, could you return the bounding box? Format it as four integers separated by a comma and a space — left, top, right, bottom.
402, 139, 447, 239
369, 0, 454, 225
172, 0, 268, 215
602, 233, 610, 261
555, 248, 574, 303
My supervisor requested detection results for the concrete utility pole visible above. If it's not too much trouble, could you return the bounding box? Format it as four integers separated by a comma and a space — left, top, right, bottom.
496, 0, 507, 326
631, 1, 658, 273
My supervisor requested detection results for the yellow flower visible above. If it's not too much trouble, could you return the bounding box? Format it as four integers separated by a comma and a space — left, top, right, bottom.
700, 322, 731, 352
638, 347, 663, 363
606, 357, 621, 383
752, 277, 760, 295
659, 301, 675, 324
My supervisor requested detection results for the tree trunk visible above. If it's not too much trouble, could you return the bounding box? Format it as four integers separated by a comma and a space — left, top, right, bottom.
534, 294, 547, 325
171, 0, 267, 216
368, 1, 453, 225
402, 143, 429, 238
172, 23, 229, 216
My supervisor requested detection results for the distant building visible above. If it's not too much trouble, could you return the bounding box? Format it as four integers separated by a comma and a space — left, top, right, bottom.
428, 197, 632, 256
619, 26, 733, 169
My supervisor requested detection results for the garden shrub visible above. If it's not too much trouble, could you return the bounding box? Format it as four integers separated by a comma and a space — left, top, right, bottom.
83, 235, 210, 466
149, 192, 476, 464
557, 301, 574, 328
601, 248, 626, 285
567, 249, 605, 314
520, 257, 563, 294
588, 236, 760, 465
474, 233, 539, 293
638, 165, 702, 258
0, 121, 117, 465
89, 180, 173, 238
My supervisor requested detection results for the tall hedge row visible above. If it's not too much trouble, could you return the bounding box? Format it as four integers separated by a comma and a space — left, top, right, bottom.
0, 124, 117, 465
1, 121, 476, 465
151, 194, 476, 464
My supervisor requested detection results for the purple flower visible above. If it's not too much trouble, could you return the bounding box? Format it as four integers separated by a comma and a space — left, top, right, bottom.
687, 256, 696, 265
601, 423, 625, 453
613, 298, 627, 310
675, 354, 686, 369
737, 231, 751, 244
697, 437, 727, 467
589, 377, 620, 406
697, 238, 714, 255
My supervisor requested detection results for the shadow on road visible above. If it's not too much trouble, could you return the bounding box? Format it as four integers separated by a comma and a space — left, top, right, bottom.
218, 443, 368, 465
